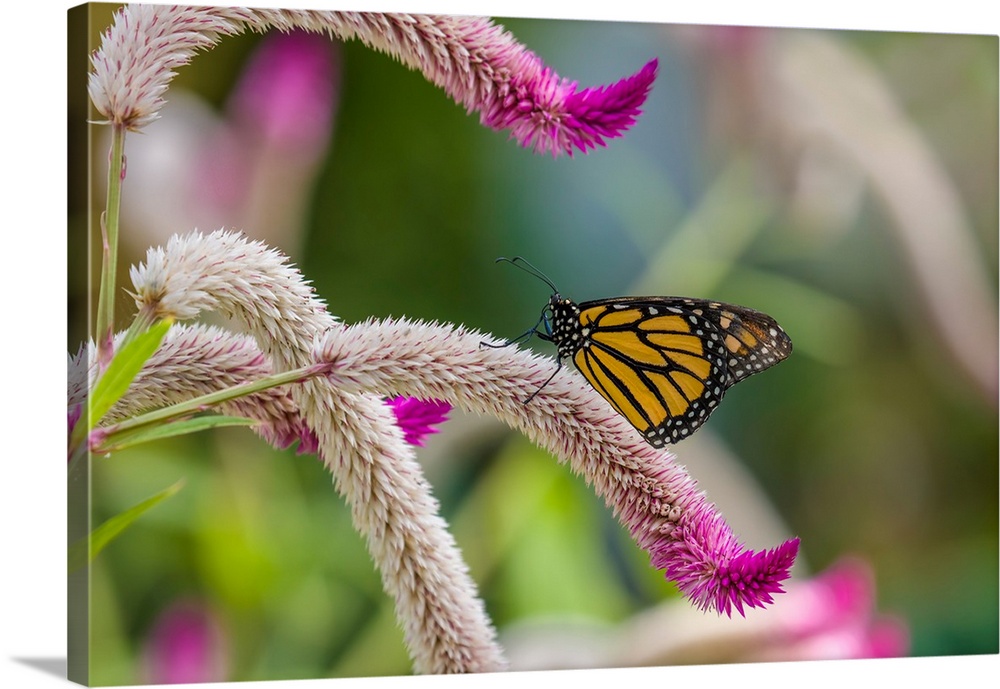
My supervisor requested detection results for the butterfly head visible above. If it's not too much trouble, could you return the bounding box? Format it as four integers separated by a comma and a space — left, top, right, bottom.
495, 257, 580, 354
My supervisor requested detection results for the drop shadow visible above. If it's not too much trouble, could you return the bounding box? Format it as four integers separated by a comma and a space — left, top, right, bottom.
11, 657, 67, 680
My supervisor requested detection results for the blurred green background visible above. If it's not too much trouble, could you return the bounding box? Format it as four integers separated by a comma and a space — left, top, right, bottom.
68, 5, 998, 684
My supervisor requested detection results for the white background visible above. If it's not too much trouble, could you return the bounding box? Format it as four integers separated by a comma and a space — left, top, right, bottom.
5, 1, 997, 687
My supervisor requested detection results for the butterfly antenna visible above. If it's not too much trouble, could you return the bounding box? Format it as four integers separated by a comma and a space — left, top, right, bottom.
495, 256, 559, 293
491, 256, 562, 404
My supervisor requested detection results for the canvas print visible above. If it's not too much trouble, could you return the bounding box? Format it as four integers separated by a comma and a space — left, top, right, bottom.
67, 3, 998, 685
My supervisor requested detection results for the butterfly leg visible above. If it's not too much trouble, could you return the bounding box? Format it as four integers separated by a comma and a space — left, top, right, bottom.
479, 327, 536, 349
522, 358, 563, 405
480, 310, 549, 349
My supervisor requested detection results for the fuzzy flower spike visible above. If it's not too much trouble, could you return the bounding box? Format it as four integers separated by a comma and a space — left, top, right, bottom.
130, 230, 505, 673
89, 5, 657, 155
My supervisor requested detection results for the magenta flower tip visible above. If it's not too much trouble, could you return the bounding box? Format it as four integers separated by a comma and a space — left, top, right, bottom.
718, 537, 800, 617
386, 397, 452, 446
560, 57, 659, 155
493, 56, 659, 157
661, 533, 800, 617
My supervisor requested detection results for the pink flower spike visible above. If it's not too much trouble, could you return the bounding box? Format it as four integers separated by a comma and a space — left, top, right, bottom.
563, 58, 660, 153
242, 12, 659, 157
492, 58, 659, 157
815, 558, 876, 625
651, 504, 800, 617
90, 7, 657, 156
387, 397, 452, 446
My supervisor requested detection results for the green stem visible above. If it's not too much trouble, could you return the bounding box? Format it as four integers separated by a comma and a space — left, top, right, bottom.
95, 124, 127, 371
95, 360, 334, 442
116, 305, 157, 357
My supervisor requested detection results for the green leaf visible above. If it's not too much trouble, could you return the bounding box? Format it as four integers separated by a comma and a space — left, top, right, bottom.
88, 318, 173, 429
67, 479, 185, 574
95, 415, 256, 453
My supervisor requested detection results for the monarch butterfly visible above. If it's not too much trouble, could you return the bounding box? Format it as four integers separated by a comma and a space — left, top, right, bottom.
493, 257, 793, 447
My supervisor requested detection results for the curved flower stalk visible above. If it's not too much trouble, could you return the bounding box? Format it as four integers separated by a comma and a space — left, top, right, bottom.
89, 4, 657, 155
129, 230, 504, 673
68, 324, 318, 453
249, 10, 659, 156
69, 324, 450, 455
315, 317, 799, 617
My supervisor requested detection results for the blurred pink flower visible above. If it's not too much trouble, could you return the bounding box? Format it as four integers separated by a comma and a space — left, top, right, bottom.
142, 599, 229, 684
194, 28, 337, 231
386, 397, 451, 446
503, 556, 908, 670
111, 25, 339, 259
229, 29, 337, 152
762, 557, 909, 660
